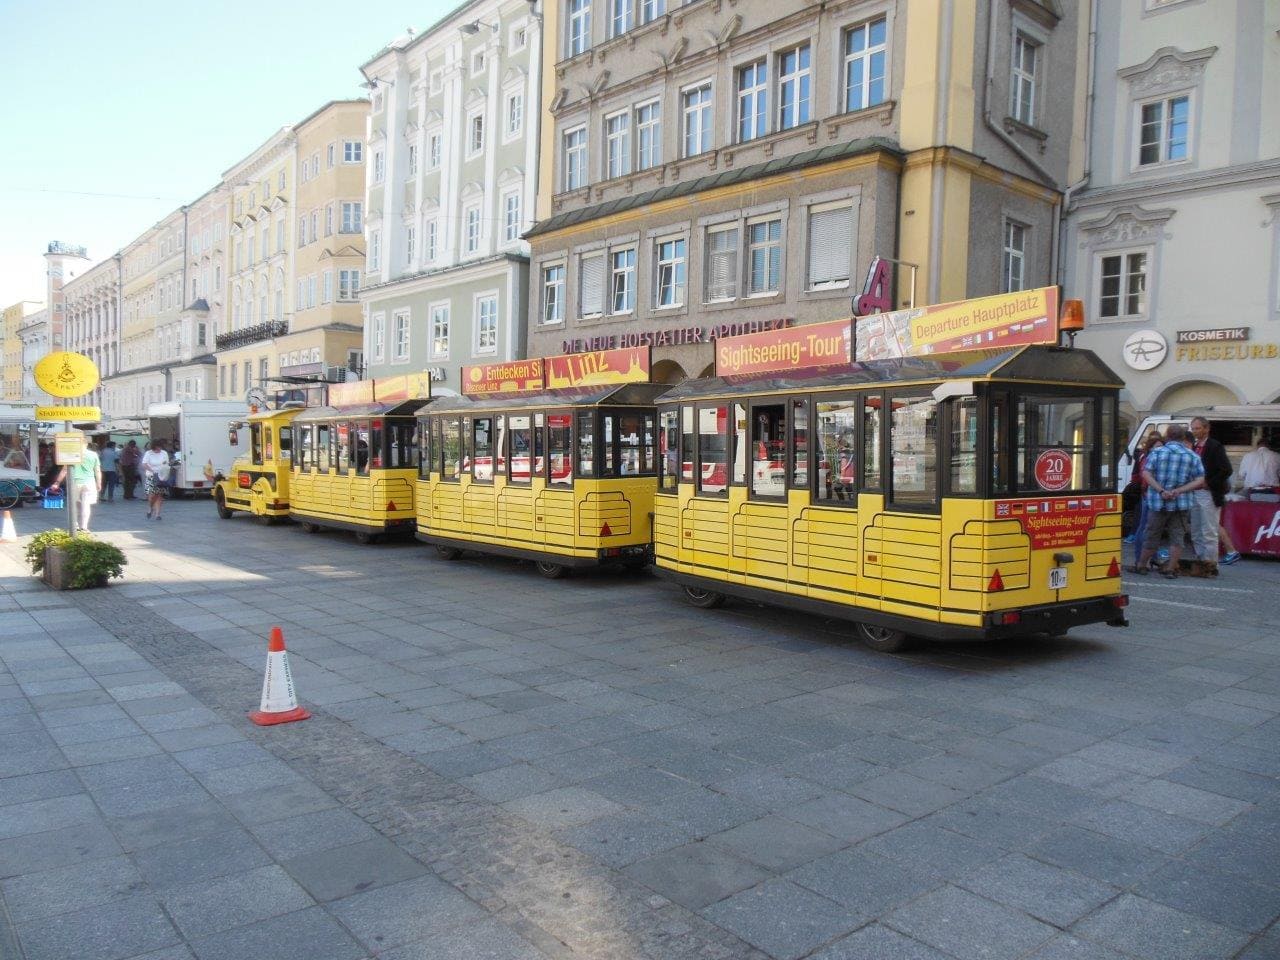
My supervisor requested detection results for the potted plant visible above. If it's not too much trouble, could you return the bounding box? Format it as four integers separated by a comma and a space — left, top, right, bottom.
26, 529, 126, 590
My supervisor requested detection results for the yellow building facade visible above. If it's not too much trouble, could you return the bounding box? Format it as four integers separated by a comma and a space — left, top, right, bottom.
2, 301, 41, 401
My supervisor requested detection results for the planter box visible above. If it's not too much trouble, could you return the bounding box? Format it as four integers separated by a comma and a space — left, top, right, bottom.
41, 546, 107, 590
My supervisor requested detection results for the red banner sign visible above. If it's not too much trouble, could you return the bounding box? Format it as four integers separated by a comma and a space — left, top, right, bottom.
994, 496, 1117, 550
715, 319, 852, 377
463, 348, 651, 396
1222, 501, 1280, 558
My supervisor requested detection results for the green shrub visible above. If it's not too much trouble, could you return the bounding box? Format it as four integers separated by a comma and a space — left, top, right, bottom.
25, 529, 72, 573
26, 529, 127, 588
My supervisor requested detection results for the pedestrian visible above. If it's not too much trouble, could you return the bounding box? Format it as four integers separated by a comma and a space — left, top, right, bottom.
1124, 433, 1163, 548
49, 439, 102, 534
1237, 435, 1280, 490
141, 439, 171, 521
99, 441, 120, 502
119, 440, 141, 499
1188, 416, 1233, 575
1134, 424, 1204, 579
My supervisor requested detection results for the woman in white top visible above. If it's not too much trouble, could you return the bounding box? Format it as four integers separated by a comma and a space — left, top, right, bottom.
140, 439, 171, 520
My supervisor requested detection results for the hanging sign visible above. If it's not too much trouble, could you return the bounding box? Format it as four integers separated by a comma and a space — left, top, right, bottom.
54, 433, 85, 466
35, 405, 101, 422
715, 319, 852, 378
855, 287, 1060, 361
463, 348, 651, 396
34, 352, 99, 398
374, 372, 432, 403
328, 380, 375, 406
463, 359, 545, 396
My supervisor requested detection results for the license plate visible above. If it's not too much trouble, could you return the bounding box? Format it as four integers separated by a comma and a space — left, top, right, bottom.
1049, 567, 1068, 590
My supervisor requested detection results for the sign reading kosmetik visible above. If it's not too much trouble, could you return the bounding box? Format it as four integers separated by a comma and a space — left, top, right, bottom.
1175, 327, 1250, 344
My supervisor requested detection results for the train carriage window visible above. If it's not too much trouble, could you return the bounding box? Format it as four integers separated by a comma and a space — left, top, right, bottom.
461, 417, 474, 477
602, 414, 614, 475
508, 415, 532, 484
387, 421, 414, 468
949, 396, 979, 495
861, 395, 883, 490
548, 413, 572, 485
297, 424, 313, 472
749, 403, 785, 498
441, 418, 461, 481
534, 413, 545, 481
250, 424, 264, 466
732, 404, 748, 486
316, 423, 331, 471
658, 409, 679, 492
364, 421, 381, 473
418, 421, 433, 479
889, 396, 938, 505
1016, 395, 1095, 494
495, 415, 508, 478
991, 393, 1010, 492
473, 417, 494, 482
605, 410, 656, 476
337, 423, 352, 473
698, 405, 730, 494
791, 399, 809, 489
816, 398, 858, 503
680, 406, 695, 484
1100, 396, 1115, 488
577, 410, 596, 478
278, 426, 292, 462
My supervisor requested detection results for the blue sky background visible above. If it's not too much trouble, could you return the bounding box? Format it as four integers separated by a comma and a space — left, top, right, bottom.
0, 0, 454, 306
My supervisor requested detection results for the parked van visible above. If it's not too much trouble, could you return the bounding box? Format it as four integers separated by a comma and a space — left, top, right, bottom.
1116, 405, 1280, 491
148, 400, 248, 495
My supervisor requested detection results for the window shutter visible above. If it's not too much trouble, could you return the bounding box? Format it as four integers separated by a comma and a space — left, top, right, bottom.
706, 230, 738, 301
807, 205, 853, 287
579, 255, 604, 315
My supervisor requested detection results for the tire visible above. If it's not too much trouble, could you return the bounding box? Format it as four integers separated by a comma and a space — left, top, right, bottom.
435, 545, 463, 561
355, 530, 381, 545
682, 585, 725, 609
854, 622, 913, 653
214, 490, 233, 520
535, 560, 568, 579
301, 521, 321, 533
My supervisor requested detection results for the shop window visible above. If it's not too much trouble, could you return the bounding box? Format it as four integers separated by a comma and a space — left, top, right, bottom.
577, 410, 596, 478
816, 398, 858, 503
1015, 395, 1095, 494
750, 403, 786, 498
698, 405, 730, 494
658, 408, 679, 492
548, 413, 573, 485
791, 399, 809, 488
441, 418, 461, 481
473, 417, 494, 482
508, 415, 532, 483
861, 395, 882, 489
950, 396, 979, 495
889, 396, 937, 505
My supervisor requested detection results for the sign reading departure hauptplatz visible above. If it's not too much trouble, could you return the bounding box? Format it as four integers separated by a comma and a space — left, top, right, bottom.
35, 405, 102, 422
34, 352, 100, 398
463, 348, 652, 396
715, 319, 852, 377
854, 287, 1060, 361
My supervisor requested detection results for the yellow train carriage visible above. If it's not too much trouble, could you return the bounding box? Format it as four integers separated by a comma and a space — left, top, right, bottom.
214, 406, 303, 522
416, 384, 666, 577
290, 401, 423, 543
653, 345, 1129, 651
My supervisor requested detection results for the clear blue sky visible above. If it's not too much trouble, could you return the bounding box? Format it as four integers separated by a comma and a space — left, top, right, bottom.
0, 0, 455, 306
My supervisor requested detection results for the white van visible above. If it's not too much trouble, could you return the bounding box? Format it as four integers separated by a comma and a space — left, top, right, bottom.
147, 401, 247, 494
1116, 404, 1280, 492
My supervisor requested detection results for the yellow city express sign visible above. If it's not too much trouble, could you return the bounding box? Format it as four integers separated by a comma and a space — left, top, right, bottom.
34, 351, 100, 398
35, 405, 102, 422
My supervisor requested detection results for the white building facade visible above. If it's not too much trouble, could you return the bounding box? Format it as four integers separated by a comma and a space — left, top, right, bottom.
62, 254, 121, 415
1064, 0, 1280, 418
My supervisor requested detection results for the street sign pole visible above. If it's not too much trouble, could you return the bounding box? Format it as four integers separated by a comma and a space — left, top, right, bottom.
64, 419, 75, 535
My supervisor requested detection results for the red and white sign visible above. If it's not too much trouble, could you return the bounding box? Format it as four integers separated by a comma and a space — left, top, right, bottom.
1221, 501, 1280, 558
1034, 450, 1073, 492
993, 496, 1116, 550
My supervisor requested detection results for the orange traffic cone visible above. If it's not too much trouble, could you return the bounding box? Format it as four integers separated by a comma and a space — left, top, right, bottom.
248, 627, 310, 726
0, 510, 16, 543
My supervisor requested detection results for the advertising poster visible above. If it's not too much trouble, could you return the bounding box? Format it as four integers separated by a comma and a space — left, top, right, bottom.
464, 348, 651, 396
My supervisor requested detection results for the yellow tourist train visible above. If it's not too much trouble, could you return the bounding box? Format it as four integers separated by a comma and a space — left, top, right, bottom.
415, 381, 667, 577
215, 406, 304, 522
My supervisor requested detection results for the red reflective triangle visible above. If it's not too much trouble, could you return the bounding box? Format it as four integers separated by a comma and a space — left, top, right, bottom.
988, 569, 1004, 591
386, 500, 397, 511
600, 522, 613, 537
1106, 556, 1120, 578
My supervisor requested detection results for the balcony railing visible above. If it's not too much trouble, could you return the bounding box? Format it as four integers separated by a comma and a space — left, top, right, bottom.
215, 319, 287, 351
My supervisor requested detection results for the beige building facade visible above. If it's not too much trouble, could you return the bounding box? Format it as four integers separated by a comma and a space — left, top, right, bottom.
3, 301, 41, 401
62, 254, 121, 414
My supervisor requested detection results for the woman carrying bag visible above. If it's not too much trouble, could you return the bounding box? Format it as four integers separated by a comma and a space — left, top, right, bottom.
141, 440, 171, 521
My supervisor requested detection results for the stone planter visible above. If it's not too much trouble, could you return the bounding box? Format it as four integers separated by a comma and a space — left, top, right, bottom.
41, 546, 108, 590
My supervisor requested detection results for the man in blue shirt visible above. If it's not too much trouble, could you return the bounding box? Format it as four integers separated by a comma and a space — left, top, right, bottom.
1134, 424, 1204, 577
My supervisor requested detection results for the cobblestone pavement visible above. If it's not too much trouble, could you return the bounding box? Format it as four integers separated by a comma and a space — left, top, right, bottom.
1, 498, 1278, 960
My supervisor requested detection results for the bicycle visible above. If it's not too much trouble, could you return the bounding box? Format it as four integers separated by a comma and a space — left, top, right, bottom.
0, 477, 40, 511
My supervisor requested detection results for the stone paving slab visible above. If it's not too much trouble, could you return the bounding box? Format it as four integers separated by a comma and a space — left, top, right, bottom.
0, 501, 1278, 959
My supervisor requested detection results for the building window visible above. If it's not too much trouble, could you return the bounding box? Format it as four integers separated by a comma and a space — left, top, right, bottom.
505, 92, 523, 138
635, 100, 661, 170
1011, 33, 1039, 126
370, 230, 381, 270
640, 0, 664, 23
392, 310, 410, 360
844, 17, 888, 112
406, 225, 416, 264
682, 82, 712, 157
259, 358, 269, 383
807, 202, 854, 290
777, 44, 811, 130
428, 133, 442, 169
277, 172, 285, 191
340, 202, 363, 233
1098, 251, 1148, 319
323, 270, 334, 303
471, 49, 486, 76
568, 0, 591, 56
737, 60, 768, 142
564, 127, 587, 190
503, 191, 522, 243
327, 144, 335, 167
542, 264, 566, 324
430, 303, 450, 358
579, 253, 605, 317
338, 269, 360, 301
373, 149, 385, 183
610, 248, 636, 313
324, 204, 334, 237
609, 0, 632, 37
606, 112, 631, 179
343, 140, 363, 163
425, 220, 438, 261
1002, 220, 1027, 293
510, 23, 528, 51
476, 295, 498, 353
468, 113, 485, 156
747, 218, 782, 295
464, 204, 482, 254
408, 144, 418, 175
430, 68, 443, 94
705, 228, 739, 302
655, 237, 686, 308
1138, 95, 1190, 166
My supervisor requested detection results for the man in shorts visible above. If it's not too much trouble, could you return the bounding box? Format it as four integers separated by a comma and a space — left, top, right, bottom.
1134, 424, 1205, 578
49, 440, 102, 533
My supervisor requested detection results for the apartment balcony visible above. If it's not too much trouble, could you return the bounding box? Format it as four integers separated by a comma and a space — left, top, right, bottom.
215, 320, 287, 351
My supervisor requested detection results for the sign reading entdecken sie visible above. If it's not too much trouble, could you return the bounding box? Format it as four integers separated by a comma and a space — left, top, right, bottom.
715, 319, 852, 377
855, 287, 1060, 361
464, 348, 651, 396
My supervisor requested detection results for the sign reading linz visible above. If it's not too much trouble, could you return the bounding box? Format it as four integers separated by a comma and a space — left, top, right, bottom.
1176, 328, 1250, 344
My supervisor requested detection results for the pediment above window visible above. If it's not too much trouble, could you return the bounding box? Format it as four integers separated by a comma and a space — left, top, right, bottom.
1076, 204, 1175, 249
502, 66, 527, 86
1118, 46, 1216, 96
460, 179, 485, 199
466, 86, 487, 106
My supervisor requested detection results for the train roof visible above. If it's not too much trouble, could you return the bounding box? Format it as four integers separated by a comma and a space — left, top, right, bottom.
421, 382, 670, 416
659, 345, 1123, 402
293, 399, 431, 423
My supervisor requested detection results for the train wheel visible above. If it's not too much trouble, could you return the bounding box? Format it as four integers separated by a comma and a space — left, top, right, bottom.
535, 560, 568, 579
435, 545, 463, 561
301, 521, 321, 533
214, 490, 233, 520
854, 622, 912, 653
682, 585, 725, 609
